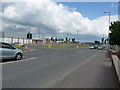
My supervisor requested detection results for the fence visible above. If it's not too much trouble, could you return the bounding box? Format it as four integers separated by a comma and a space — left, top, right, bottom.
1, 37, 32, 44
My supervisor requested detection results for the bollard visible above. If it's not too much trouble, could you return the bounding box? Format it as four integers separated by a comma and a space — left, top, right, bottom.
48, 45, 51, 48
25, 46, 28, 49
17, 44, 21, 48
77, 46, 78, 48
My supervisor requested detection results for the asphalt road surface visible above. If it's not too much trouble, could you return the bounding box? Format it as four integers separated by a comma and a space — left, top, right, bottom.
2, 47, 111, 88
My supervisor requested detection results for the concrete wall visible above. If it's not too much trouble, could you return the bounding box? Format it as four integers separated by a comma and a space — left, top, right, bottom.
112, 55, 120, 87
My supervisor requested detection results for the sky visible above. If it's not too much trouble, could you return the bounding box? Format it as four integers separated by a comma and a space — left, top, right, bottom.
58, 2, 118, 20
0, 0, 119, 42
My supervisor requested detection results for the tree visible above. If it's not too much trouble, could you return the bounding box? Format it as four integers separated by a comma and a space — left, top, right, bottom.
109, 21, 120, 46
94, 40, 100, 44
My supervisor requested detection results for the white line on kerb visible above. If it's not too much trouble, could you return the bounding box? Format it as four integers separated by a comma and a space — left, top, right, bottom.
1, 57, 37, 65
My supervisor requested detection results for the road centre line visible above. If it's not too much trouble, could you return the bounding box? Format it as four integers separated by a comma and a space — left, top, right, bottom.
1, 57, 37, 65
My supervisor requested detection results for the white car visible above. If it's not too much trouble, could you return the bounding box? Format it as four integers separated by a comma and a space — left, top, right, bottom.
89, 46, 95, 49
97, 46, 103, 50
57, 41, 64, 43
0, 42, 23, 61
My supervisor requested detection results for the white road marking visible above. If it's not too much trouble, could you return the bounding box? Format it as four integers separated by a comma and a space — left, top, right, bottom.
1, 57, 37, 65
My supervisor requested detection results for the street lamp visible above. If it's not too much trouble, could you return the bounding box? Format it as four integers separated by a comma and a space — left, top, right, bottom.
38, 22, 40, 40
77, 29, 78, 38
104, 11, 111, 44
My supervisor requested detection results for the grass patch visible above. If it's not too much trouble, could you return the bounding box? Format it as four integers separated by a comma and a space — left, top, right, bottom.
110, 46, 116, 51
27, 43, 89, 48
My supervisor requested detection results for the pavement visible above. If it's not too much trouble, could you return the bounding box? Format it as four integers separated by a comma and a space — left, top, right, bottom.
2, 46, 119, 88
53, 50, 119, 88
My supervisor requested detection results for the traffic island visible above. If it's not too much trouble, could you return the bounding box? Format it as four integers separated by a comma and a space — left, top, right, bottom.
23, 48, 35, 52
18, 46, 35, 52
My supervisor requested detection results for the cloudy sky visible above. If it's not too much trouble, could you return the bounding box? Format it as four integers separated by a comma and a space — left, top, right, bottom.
0, 0, 118, 42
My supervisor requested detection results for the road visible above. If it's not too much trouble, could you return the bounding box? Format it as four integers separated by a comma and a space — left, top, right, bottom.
2, 47, 110, 88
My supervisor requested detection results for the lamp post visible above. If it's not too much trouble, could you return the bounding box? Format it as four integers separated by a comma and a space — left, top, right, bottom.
104, 11, 111, 44
77, 29, 78, 38
38, 22, 40, 40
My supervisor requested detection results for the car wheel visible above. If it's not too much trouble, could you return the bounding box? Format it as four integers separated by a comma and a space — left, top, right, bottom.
15, 53, 23, 60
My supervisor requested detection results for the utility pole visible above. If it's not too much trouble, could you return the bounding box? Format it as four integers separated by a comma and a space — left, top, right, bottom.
76, 29, 79, 40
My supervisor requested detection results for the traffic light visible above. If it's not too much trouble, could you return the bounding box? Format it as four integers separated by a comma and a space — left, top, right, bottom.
27, 33, 29, 39
72, 38, 75, 42
51, 37, 53, 41
27, 32, 32, 39
104, 40, 106, 44
102, 38, 104, 43
66, 37, 68, 42
55, 38, 57, 42
29, 33, 32, 39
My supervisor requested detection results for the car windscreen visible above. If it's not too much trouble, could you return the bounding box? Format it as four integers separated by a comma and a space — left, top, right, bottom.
2, 43, 13, 49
